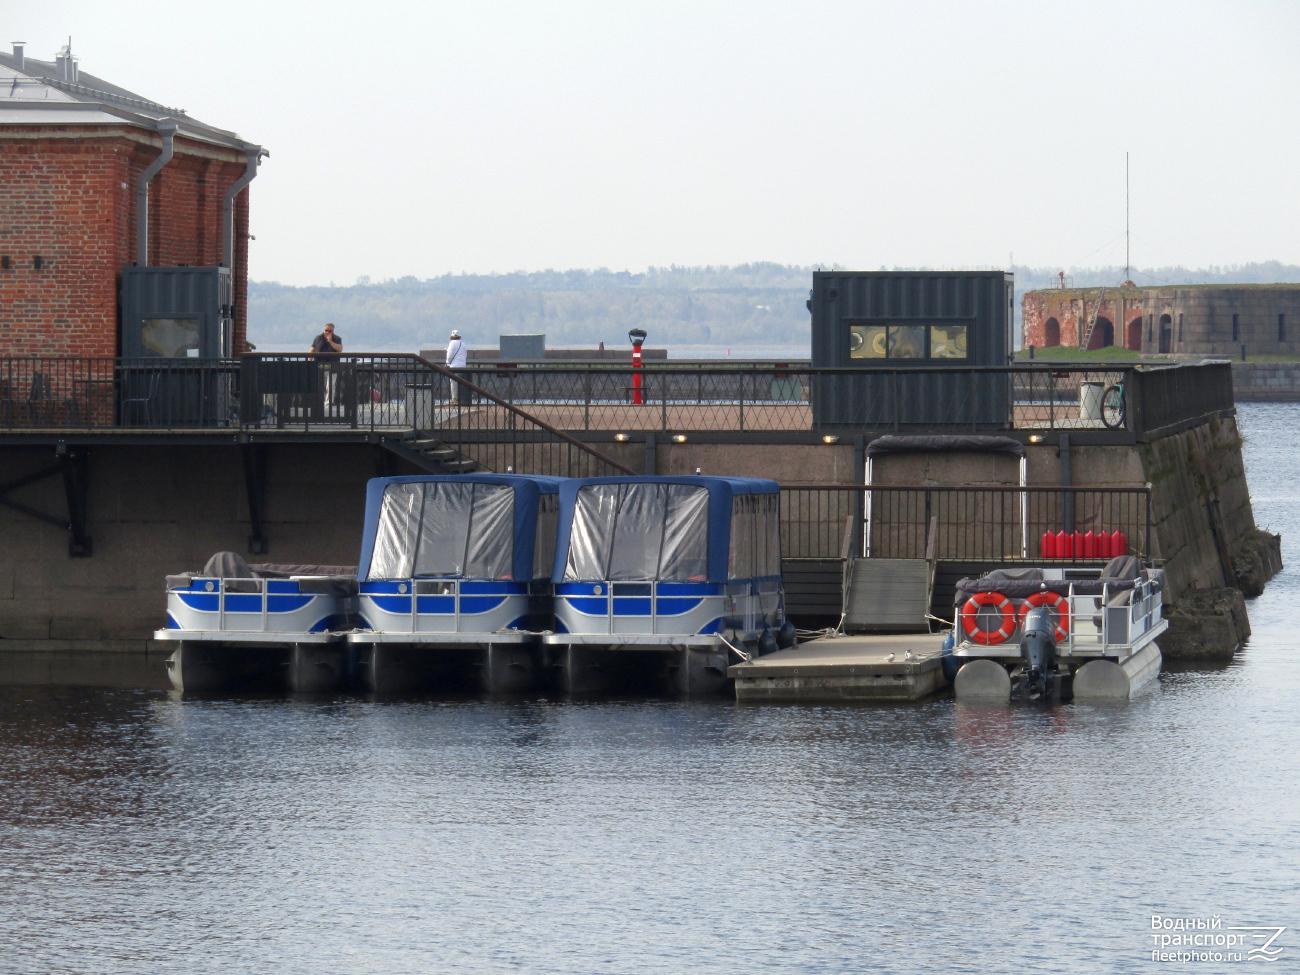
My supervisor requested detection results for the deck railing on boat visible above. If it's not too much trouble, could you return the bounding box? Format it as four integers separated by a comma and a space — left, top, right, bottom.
778, 484, 1153, 562
0, 356, 1233, 442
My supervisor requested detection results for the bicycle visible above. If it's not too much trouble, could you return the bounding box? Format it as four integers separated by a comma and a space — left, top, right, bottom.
1101, 377, 1126, 429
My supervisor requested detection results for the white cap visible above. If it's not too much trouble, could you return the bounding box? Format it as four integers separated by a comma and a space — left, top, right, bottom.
450, 329, 461, 338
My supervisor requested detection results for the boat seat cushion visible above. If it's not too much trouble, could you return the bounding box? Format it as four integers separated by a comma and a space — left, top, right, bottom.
982, 567, 1044, 582
1092, 587, 1134, 628
1100, 554, 1142, 581
204, 551, 254, 579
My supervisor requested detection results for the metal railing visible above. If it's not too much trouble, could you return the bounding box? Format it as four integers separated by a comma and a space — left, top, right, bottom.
0, 357, 1234, 442
0, 357, 238, 430
237, 354, 633, 477
436, 361, 1233, 436
778, 485, 1152, 561
0, 355, 630, 478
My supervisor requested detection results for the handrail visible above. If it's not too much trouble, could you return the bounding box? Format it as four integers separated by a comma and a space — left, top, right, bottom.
406, 354, 635, 473
239, 352, 635, 476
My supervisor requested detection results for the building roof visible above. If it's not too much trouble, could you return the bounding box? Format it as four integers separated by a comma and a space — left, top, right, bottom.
0, 41, 260, 153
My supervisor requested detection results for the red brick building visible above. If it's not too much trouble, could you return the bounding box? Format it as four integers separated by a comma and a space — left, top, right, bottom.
0, 42, 264, 357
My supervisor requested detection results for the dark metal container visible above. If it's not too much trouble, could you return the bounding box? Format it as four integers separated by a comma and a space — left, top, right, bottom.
810, 271, 1015, 429
119, 266, 235, 426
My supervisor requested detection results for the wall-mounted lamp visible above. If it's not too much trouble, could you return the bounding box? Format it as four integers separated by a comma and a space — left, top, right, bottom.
1, 256, 8, 270
1028, 434, 1045, 444
822, 434, 840, 444
32, 255, 43, 270
671, 434, 687, 443
614, 433, 630, 442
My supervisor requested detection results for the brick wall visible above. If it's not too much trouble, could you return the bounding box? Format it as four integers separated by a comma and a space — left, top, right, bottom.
0, 127, 252, 358
1024, 285, 1300, 356
1022, 289, 1145, 351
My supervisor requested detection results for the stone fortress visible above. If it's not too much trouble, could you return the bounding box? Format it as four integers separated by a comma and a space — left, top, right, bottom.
1022, 282, 1300, 357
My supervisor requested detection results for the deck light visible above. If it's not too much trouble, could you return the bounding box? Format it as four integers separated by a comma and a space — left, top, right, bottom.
1028, 434, 1044, 443
614, 433, 630, 442
672, 434, 687, 443
822, 434, 840, 444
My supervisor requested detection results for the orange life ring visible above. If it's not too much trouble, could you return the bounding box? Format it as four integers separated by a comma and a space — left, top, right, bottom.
1020, 590, 1070, 641
961, 591, 1017, 645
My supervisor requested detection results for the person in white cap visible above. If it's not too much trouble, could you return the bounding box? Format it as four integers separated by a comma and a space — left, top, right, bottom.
446, 329, 470, 405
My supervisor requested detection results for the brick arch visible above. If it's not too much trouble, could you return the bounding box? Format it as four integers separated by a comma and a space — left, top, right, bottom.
1044, 317, 1060, 347
1087, 316, 1115, 350
1126, 317, 1142, 350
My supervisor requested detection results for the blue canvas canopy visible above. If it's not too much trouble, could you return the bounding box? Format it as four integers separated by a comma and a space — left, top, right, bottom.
358, 475, 564, 582
553, 476, 781, 584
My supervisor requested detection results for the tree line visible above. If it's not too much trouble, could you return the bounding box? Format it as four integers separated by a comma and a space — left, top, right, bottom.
248, 261, 1300, 353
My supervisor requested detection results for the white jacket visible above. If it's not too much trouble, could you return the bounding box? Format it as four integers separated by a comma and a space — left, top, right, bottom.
446, 337, 467, 368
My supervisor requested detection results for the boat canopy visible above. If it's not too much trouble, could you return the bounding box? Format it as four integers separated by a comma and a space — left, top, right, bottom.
554, 476, 781, 584
358, 475, 564, 582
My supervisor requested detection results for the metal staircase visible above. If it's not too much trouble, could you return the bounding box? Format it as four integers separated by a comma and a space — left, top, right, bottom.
374, 355, 633, 478
380, 432, 480, 475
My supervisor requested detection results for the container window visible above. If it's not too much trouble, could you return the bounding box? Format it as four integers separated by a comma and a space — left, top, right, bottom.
849, 324, 887, 359
930, 324, 968, 358
887, 325, 926, 359
141, 318, 200, 358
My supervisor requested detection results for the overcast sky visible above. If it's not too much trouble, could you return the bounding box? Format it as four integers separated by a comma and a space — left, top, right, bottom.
17, 1, 1300, 285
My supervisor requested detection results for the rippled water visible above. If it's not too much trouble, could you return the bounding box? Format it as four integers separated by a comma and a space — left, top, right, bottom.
1, 404, 1297, 973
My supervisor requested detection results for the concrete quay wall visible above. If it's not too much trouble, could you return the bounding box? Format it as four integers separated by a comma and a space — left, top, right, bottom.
1231, 362, 1300, 401
0, 417, 1275, 651
0, 443, 389, 645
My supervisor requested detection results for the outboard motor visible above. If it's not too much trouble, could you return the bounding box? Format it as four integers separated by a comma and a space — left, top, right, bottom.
1015, 605, 1059, 703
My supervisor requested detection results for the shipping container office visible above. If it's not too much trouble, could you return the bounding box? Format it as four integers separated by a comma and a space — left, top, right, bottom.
810, 271, 1016, 429
119, 266, 235, 426
349, 474, 564, 692
549, 476, 793, 651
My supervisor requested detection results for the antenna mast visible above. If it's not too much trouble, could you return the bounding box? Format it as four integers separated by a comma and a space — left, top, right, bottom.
1125, 151, 1130, 282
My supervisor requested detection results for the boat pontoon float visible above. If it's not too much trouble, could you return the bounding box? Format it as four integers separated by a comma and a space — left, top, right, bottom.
347, 474, 563, 693
546, 476, 795, 696
950, 555, 1167, 703
155, 551, 359, 692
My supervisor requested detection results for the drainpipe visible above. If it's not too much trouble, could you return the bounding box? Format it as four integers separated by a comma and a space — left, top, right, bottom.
136, 121, 177, 266
222, 146, 261, 268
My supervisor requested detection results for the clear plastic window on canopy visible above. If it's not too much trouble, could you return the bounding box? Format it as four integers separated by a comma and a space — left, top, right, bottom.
727, 492, 782, 579
563, 483, 709, 581
532, 493, 559, 580
368, 482, 515, 580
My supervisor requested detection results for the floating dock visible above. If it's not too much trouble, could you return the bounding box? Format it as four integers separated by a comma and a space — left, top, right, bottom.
729, 633, 948, 702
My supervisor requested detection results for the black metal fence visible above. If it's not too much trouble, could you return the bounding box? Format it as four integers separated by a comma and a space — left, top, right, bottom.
422, 361, 1231, 436
0, 357, 238, 430
0, 356, 1233, 442
0, 355, 631, 478
779, 485, 1152, 561
1130, 361, 1234, 434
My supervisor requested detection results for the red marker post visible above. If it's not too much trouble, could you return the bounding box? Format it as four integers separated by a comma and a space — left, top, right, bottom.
629, 328, 647, 405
